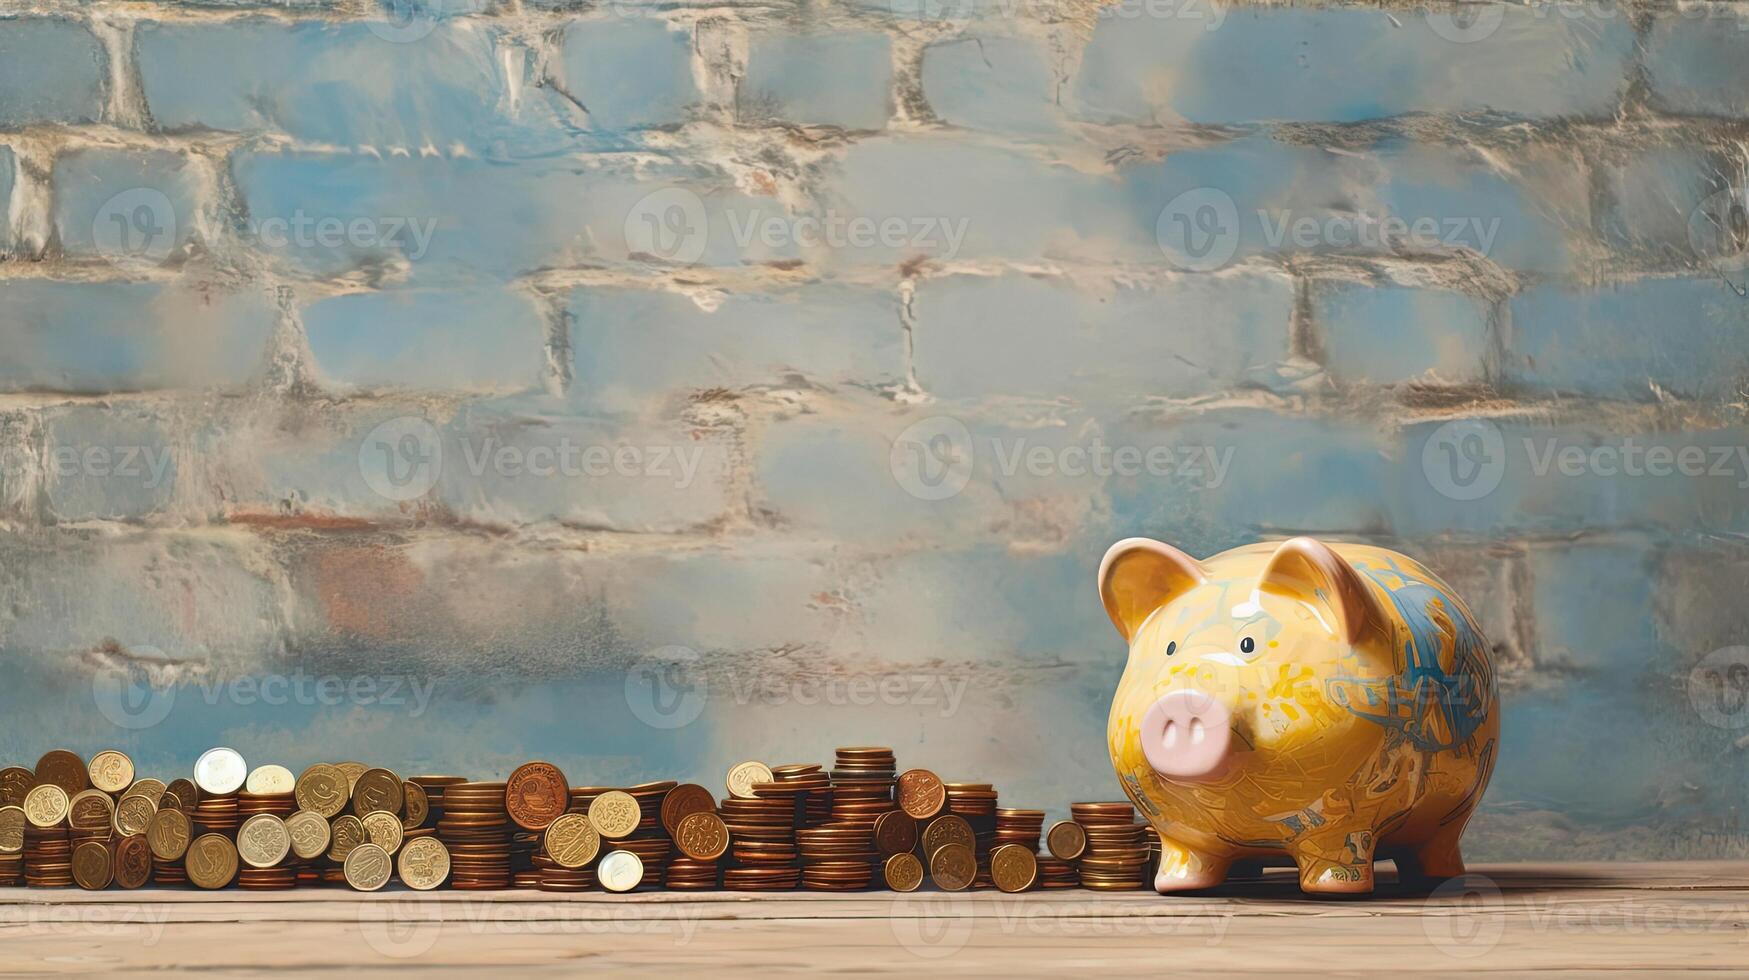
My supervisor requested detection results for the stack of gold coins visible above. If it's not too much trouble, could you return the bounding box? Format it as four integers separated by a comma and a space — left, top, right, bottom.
796, 824, 875, 890
408, 775, 464, 822
1071, 802, 1148, 890
996, 808, 1044, 851
510, 829, 541, 888
828, 749, 896, 833
24, 824, 72, 887
721, 764, 798, 891
238, 792, 296, 820
664, 857, 718, 889
945, 783, 998, 888
769, 764, 832, 827
67, 790, 116, 852
1039, 819, 1083, 889
659, 784, 720, 890
0, 805, 23, 884
439, 782, 510, 889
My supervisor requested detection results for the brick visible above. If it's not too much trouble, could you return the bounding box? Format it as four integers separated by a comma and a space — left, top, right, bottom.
741, 31, 893, 129
1392, 417, 1749, 538
0, 280, 276, 393
1315, 283, 1492, 385
50, 149, 205, 262
40, 405, 181, 523
1597, 147, 1733, 257
910, 270, 1296, 408
558, 18, 697, 130
1508, 278, 1749, 401
302, 287, 546, 391
1069, 4, 1633, 125
0, 19, 104, 128
566, 283, 905, 413
0, 143, 13, 253
920, 33, 1063, 137
1643, 8, 1749, 117
135, 19, 506, 148
234, 152, 784, 280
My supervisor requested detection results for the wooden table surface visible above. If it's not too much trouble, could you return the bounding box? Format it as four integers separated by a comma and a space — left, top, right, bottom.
3, 862, 1747, 975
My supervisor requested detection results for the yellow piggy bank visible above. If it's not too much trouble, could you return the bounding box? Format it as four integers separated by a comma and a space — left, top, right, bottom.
1102, 536, 1498, 896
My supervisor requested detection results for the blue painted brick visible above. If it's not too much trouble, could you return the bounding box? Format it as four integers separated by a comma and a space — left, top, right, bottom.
0, 18, 105, 128
1069, 5, 1633, 125
567, 284, 905, 414
0, 281, 275, 393
559, 18, 697, 131
51, 149, 204, 263
1643, 9, 1749, 117
1509, 278, 1749, 401
1598, 147, 1730, 256
921, 34, 1063, 137
1316, 284, 1492, 385
0, 144, 13, 252
909, 271, 1296, 409
41, 406, 181, 523
303, 288, 546, 391
742, 31, 893, 129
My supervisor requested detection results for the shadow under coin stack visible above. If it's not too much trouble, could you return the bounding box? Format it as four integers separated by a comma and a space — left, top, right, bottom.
439, 782, 510, 889
944, 783, 998, 889
722, 783, 799, 892
237, 791, 298, 890
611, 781, 676, 890
1072, 801, 1148, 890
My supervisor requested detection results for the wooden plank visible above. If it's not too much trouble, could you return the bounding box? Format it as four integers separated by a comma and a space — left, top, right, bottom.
2, 862, 1746, 974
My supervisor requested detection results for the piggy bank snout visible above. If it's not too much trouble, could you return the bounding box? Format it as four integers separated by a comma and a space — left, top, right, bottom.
1139, 689, 1232, 782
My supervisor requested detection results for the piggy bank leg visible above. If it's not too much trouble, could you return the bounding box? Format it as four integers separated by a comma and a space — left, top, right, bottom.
1291, 829, 1376, 896
1399, 823, 1466, 883
1154, 838, 1231, 893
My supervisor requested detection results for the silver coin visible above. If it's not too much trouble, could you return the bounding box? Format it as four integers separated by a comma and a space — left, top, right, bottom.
597, 850, 644, 893
244, 764, 295, 795
194, 747, 247, 795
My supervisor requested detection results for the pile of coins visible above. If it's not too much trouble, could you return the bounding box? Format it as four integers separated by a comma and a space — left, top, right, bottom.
1070, 802, 1150, 890
0, 747, 1157, 894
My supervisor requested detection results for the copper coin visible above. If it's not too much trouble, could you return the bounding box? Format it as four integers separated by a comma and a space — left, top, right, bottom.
505, 762, 568, 831
929, 842, 976, 891
35, 750, 89, 796
401, 781, 430, 829
674, 811, 730, 861
186, 834, 238, 889
147, 808, 190, 861
659, 783, 716, 835
351, 768, 403, 818
113, 834, 152, 889
991, 843, 1038, 893
72, 841, 113, 890
920, 814, 974, 856
1046, 820, 1087, 860
0, 767, 33, 807
896, 769, 946, 819
872, 810, 918, 856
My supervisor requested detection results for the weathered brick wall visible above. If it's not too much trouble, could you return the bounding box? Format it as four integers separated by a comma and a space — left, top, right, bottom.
2, 0, 1747, 860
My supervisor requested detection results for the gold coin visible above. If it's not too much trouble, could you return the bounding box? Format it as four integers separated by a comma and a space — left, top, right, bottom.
401, 781, 429, 830
237, 814, 291, 868
245, 764, 296, 795
929, 842, 976, 891
333, 762, 367, 793
23, 784, 69, 828
73, 840, 113, 890
115, 793, 157, 836
674, 811, 730, 861
0, 767, 33, 807
991, 843, 1038, 893
920, 814, 974, 857
87, 750, 135, 794
1046, 820, 1087, 860
884, 852, 924, 892
159, 779, 195, 810
361, 810, 403, 855
351, 768, 403, 818
343, 842, 393, 891
0, 806, 24, 854
147, 807, 191, 861
329, 814, 366, 861
68, 788, 116, 832
114, 833, 152, 889
186, 833, 239, 889
123, 777, 168, 805
286, 810, 331, 860
295, 764, 349, 818
34, 749, 89, 796
397, 837, 450, 891
725, 762, 774, 800
544, 813, 601, 869
587, 790, 641, 840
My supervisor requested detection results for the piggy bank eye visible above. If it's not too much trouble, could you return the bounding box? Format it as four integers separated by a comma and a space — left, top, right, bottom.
1240, 637, 1255, 654
1166, 641, 1177, 656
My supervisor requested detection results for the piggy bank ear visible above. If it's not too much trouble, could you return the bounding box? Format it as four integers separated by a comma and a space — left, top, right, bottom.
1258, 537, 1385, 645
1099, 538, 1206, 643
